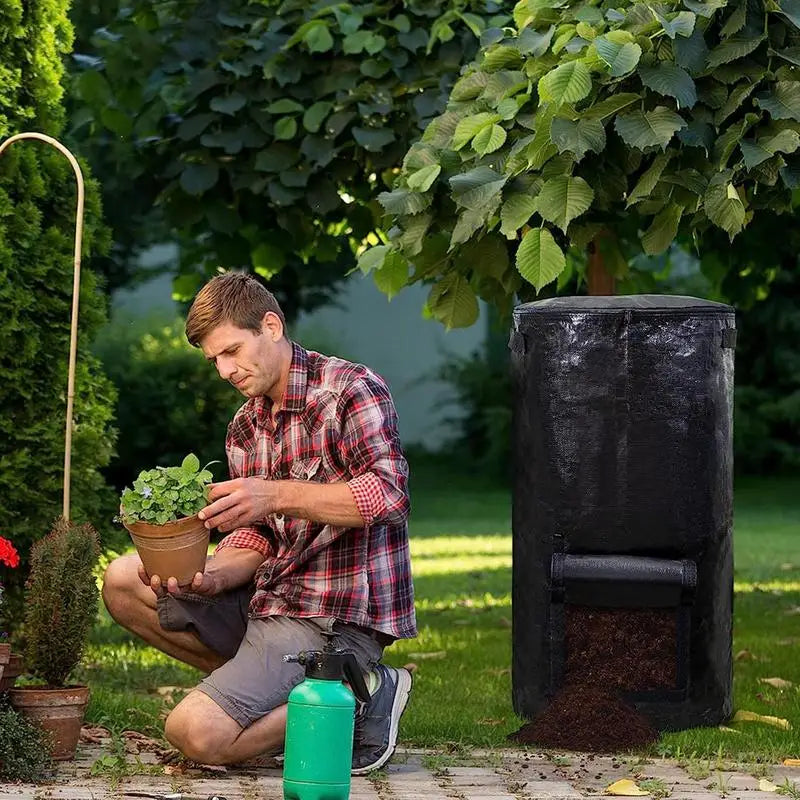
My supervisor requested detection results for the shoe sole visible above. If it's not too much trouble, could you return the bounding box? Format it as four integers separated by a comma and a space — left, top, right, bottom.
351, 668, 413, 776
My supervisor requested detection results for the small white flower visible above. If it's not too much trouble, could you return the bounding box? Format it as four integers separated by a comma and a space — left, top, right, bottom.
141, 486, 153, 498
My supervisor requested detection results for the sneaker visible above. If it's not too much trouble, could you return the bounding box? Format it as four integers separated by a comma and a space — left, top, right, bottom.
351, 664, 412, 775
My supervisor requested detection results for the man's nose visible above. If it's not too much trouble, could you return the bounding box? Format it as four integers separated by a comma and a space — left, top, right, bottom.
217, 358, 235, 381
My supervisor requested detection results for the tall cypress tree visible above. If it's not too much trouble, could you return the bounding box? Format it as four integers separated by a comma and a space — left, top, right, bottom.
0, 0, 117, 624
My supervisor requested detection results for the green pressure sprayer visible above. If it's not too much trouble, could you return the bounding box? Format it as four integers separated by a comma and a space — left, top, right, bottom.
283, 635, 371, 800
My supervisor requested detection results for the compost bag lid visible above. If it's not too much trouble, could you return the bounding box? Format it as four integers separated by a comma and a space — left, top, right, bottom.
514, 294, 734, 317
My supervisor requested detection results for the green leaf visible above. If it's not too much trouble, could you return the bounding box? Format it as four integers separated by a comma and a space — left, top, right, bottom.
451, 71, 491, 102
594, 37, 643, 76
373, 252, 409, 299
450, 166, 507, 210
181, 453, 200, 474
210, 93, 247, 115
267, 99, 304, 114
627, 152, 672, 205
707, 34, 765, 68
180, 163, 219, 195
518, 26, 556, 56
357, 245, 389, 275
500, 193, 539, 238
777, 0, 800, 29
615, 107, 687, 150
378, 189, 432, 215
583, 93, 640, 120
771, 46, 800, 67
713, 113, 759, 167
407, 164, 442, 192
740, 129, 800, 168
427, 274, 480, 329
452, 112, 499, 150
755, 82, 800, 121
715, 82, 757, 125
703, 172, 746, 237
303, 101, 333, 133
683, 0, 728, 17
274, 117, 297, 140
396, 213, 432, 256
305, 23, 334, 52
537, 61, 593, 106
550, 116, 606, 161
652, 9, 697, 38
352, 127, 395, 151
639, 65, 697, 109
720, 1, 746, 37
642, 202, 684, 254
536, 176, 594, 232
674, 28, 709, 73
516, 227, 566, 291
473, 124, 507, 155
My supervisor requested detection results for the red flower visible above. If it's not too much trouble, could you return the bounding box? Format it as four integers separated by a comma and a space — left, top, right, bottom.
0, 537, 19, 569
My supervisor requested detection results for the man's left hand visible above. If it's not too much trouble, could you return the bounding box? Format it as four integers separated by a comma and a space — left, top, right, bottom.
198, 478, 279, 532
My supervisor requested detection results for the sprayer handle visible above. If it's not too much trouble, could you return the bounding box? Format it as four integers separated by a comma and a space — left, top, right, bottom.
342, 653, 371, 703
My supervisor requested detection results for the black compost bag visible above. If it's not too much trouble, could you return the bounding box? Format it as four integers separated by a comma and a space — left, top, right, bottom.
509, 295, 736, 730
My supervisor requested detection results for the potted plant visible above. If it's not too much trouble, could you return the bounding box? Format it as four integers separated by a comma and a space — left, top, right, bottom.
0, 536, 20, 686
119, 453, 216, 586
9, 518, 100, 760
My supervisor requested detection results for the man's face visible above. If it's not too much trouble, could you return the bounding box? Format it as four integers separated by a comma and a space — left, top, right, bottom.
200, 318, 281, 398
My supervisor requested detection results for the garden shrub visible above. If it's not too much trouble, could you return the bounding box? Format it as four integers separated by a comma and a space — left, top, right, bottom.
0, 0, 117, 625
0, 704, 53, 782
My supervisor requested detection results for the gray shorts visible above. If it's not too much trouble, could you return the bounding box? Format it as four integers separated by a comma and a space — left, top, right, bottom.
157, 586, 386, 728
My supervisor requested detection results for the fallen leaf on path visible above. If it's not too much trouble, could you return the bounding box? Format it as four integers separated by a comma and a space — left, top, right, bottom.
404, 662, 418, 673
407, 651, 446, 659
759, 677, 794, 689
732, 710, 792, 730
758, 779, 779, 792
80, 726, 111, 744
718, 725, 741, 734
783, 759, 800, 767
606, 779, 649, 796
736, 649, 755, 661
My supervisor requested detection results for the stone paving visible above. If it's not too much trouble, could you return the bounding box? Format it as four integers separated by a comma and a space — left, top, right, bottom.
2, 740, 799, 800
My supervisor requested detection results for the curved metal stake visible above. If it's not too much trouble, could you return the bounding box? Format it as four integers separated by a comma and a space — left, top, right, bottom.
0, 132, 85, 522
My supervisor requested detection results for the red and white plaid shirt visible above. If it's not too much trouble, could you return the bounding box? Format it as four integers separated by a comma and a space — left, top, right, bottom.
216, 342, 417, 640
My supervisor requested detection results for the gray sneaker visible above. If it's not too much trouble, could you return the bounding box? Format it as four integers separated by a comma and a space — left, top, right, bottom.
351, 664, 412, 775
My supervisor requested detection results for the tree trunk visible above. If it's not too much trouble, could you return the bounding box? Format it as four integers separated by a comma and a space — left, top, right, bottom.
587, 234, 616, 296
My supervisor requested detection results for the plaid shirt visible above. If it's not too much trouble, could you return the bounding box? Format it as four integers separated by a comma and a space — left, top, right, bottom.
216, 342, 417, 640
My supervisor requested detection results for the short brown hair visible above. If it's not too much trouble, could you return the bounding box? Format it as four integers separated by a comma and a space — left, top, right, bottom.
185, 271, 287, 346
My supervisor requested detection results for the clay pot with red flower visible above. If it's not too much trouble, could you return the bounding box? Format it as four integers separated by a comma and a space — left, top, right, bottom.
0, 535, 21, 689
9, 519, 100, 760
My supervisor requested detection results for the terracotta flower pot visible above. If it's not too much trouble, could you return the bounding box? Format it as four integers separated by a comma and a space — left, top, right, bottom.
9, 685, 90, 760
0, 652, 23, 692
122, 514, 209, 586
0, 642, 10, 684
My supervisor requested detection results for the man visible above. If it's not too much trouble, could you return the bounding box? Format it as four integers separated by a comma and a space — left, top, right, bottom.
102, 271, 416, 774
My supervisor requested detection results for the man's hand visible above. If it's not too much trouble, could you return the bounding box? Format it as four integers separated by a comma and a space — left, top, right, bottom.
198, 478, 279, 532
138, 563, 226, 598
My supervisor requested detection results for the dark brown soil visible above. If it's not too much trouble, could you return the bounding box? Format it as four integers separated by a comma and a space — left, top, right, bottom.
565, 606, 677, 691
508, 605, 676, 752
508, 684, 658, 752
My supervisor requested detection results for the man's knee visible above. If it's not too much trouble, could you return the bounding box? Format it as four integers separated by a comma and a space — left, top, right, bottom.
102, 554, 145, 623
165, 693, 239, 764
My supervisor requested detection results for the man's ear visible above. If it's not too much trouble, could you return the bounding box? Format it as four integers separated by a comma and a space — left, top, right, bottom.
262, 311, 284, 342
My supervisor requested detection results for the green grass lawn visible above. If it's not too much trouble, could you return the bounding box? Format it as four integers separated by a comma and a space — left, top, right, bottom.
79, 462, 800, 761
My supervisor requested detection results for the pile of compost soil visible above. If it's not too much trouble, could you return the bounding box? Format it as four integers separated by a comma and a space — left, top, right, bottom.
509, 606, 675, 752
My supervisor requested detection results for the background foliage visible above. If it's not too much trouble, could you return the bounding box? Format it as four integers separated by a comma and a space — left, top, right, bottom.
0, 0, 117, 626
362, 0, 800, 327
69, 0, 505, 318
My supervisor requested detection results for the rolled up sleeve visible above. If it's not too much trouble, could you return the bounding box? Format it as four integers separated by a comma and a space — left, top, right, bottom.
339, 376, 410, 527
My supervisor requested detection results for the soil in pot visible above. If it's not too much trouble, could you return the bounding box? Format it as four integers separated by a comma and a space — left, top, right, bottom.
0, 652, 24, 692
9, 685, 90, 760
123, 514, 210, 586
508, 606, 674, 752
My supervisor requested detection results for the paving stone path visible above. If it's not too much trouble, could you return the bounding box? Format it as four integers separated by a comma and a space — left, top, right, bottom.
2, 740, 799, 800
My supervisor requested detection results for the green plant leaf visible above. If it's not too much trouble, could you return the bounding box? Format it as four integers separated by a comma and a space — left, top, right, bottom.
450, 166, 507, 210
740, 129, 800, 168
180, 163, 219, 195
357, 245, 389, 274
594, 37, 643, 76
407, 164, 442, 192
303, 101, 333, 133
427, 273, 480, 329
537, 61, 593, 105
639, 65, 697, 109
707, 34, 765, 68
703, 172, 746, 237
373, 251, 409, 299
473, 123, 507, 155
516, 227, 566, 291
583, 93, 641, 120
627, 152, 672, 205
652, 9, 697, 38
719, 1, 746, 37
674, 28, 709, 73
378, 189, 432, 215
536, 175, 594, 231
267, 98, 304, 114
776, 0, 800, 29
755, 82, 800, 120
451, 71, 491, 101
210, 93, 247, 115
452, 112, 500, 150
550, 116, 606, 161
642, 202, 684, 254
518, 25, 556, 56
715, 83, 757, 125
274, 117, 297, 140
614, 107, 687, 150
500, 193, 539, 238
683, 0, 728, 18
352, 127, 395, 151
